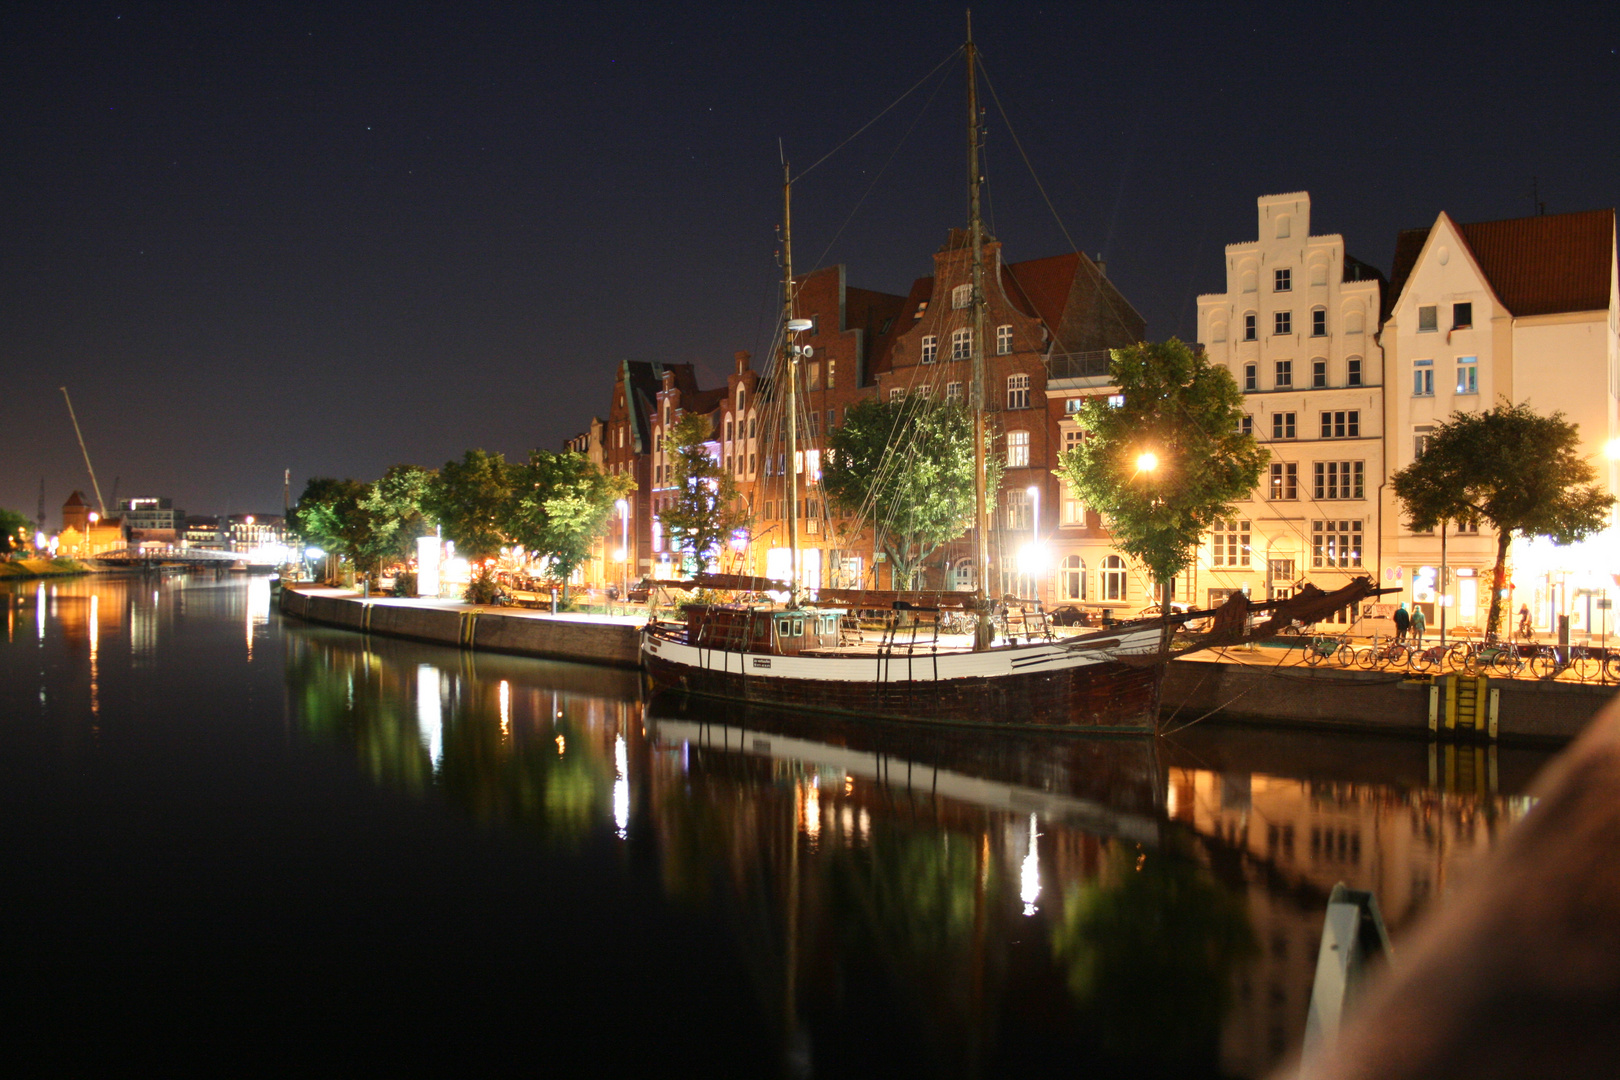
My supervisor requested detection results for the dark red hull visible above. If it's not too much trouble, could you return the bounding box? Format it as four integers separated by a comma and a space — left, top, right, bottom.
642, 648, 1162, 733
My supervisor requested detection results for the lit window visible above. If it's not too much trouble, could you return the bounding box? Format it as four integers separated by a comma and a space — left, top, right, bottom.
1061, 494, 1085, 527
1007, 374, 1031, 410
1107, 394, 1124, 408
1004, 488, 1030, 530
826, 360, 835, 389
951, 327, 972, 361
1414, 359, 1433, 396
1312, 461, 1365, 500
1101, 555, 1127, 601
1312, 520, 1363, 568
952, 283, 971, 309
890, 388, 904, 403
1211, 519, 1251, 567
1456, 355, 1477, 394
1006, 430, 1030, 467
921, 335, 938, 363
1275, 311, 1292, 335
1060, 555, 1086, 600
1274, 268, 1292, 292
1269, 462, 1298, 500
1414, 425, 1436, 458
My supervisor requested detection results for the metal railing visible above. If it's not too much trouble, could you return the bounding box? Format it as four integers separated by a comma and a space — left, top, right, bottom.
1045, 350, 1112, 381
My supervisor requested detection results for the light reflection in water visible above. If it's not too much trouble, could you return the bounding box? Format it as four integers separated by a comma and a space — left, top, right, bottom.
415, 663, 443, 771
803, 775, 820, 847
499, 680, 511, 739
245, 576, 271, 660
1021, 812, 1041, 916
36, 583, 45, 642
88, 593, 100, 717
613, 735, 628, 838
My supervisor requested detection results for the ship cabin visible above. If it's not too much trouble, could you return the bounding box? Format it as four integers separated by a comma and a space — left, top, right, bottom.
683, 604, 842, 656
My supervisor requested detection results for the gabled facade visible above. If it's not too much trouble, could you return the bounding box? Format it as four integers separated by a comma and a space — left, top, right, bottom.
1196, 193, 1385, 614
1381, 208, 1620, 634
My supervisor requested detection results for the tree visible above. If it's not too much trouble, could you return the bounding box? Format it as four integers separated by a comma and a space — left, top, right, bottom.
424, 449, 513, 561
1392, 400, 1615, 637
823, 396, 999, 590
1057, 339, 1267, 608
659, 412, 748, 574
359, 464, 437, 568
0, 507, 31, 558
288, 477, 372, 577
507, 450, 634, 599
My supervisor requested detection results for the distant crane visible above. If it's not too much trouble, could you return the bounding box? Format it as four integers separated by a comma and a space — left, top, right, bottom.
60, 387, 106, 517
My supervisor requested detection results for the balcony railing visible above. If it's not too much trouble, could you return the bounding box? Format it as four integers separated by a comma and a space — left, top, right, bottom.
1045, 350, 1112, 381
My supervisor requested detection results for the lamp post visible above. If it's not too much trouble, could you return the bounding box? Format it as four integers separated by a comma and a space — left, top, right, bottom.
615, 498, 630, 601
1027, 483, 1040, 600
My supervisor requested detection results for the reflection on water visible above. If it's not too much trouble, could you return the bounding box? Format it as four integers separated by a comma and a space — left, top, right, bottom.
281, 622, 1545, 1078
1, 575, 1551, 1077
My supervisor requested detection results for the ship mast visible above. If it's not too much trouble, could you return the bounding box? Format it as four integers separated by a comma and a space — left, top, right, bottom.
781, 162, 805, 608
60, 387, 106, 518
966, 15, 993, 650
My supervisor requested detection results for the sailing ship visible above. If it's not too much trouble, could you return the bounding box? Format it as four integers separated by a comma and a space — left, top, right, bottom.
640, 23, 1383, 733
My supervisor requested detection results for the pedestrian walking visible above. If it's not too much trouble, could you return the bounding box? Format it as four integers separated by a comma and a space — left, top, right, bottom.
1393, 602, 1411, 643
1518, 603, 1534, 641
1412, 605, 1427, 648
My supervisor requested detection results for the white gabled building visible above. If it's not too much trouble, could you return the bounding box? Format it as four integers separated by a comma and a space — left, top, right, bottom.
1196, 193, 1386, 617
1380, 208, 1620, 637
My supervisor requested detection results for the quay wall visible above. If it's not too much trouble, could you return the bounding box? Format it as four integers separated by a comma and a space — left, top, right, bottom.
279, 585, 641, 668
1163, 654, 1614, 745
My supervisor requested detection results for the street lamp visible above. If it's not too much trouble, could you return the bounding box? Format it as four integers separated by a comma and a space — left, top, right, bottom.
615, 498, 630, 600
1136, 451, 1159, 474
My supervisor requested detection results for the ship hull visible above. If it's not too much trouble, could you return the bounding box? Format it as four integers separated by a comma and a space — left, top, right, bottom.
642, 625, 1165, 733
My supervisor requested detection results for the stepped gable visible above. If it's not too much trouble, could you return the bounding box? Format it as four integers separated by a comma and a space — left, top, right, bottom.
1389, 208, 1615, 319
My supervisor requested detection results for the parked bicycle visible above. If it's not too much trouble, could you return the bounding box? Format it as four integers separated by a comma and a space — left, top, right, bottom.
1356, 635, 1411, 670
1530, 642, 1601, 681
1302, 631, 1356, 667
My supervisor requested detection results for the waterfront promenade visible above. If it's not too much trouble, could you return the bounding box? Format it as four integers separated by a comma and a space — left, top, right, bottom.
282, 583, 1616, 744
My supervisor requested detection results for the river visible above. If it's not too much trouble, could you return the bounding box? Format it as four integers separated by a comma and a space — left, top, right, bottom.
0, 573, 1549, 1077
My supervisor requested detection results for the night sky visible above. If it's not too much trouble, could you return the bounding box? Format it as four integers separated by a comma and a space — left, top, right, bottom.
4, 2, 1616, 523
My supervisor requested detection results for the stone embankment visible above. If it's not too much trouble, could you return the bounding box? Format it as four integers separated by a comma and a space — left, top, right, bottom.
0, 558, 89, 581
281, 585, 1611, 744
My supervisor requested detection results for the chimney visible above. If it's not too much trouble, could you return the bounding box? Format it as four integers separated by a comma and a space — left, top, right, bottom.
735, 349, 751, 374
1095, 253, 1107, 277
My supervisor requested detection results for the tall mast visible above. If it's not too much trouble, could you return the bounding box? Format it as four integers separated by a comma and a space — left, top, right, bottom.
60, 387, 106, 518
966, 14, 992, 649
781, 163, 802, 607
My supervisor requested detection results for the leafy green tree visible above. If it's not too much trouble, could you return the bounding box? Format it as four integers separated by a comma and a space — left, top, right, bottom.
359, 463, 437, 568
1057, 339, 1267, 608
507, 450, 634, 599
289, 477, 375, 576
1392, 400, 1615, 637
0, 507, 31, 557
659, 413, 748, 574
824, 396, 999, 590
425, 449, 513, 561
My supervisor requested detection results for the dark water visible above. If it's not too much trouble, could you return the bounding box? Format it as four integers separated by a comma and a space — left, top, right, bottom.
1, 575, 1551, 1076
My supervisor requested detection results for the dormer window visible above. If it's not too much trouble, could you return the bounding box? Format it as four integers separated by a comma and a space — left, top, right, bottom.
952, 284, 971, 309
913, 301, 928, 319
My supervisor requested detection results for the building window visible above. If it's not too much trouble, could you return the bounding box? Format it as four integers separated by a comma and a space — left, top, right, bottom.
1244, 363, 1258, 392
825, 360, 835, 389
920, 335, 938, 364
946, 381, 962, 402
952, 283, 971, 309
1313, 359, 1327, 388
1418, 305, 1437, 332
1063, 427, 1085, 453
1275, 311, 1292, 335
724, 418, 733, 442
1312, 520, 1363, 568
1061, 492, 1085, 526
827, 408, 836, 430
1274, 268, 1292, 292
808, 361, 821, 389
1311, 308, 1327, 336
808, 411, 821, 437
1004, 487, 1030, 530
951, 327, 973, 361
1007, 373, 1030, 410
1453, 302, 1472, 329
1274, 360, 1292, 388
1313, 461, 1365, 500
1414, 424, 1436, 458
890, 388, 905, 403
1243, 313, 1257, 341
1239, 414, 1253, 436
1413, 359, 1433, 396
1107, 394, 1124, 408
1211, 519, 1251, 568
1272, 412, 1296, 439
1101, 555, 1127, 601
1060, 555, 1086, 600
1005, 429, 1031, 468
996, 324, 1013, 354
1456, 355, 1478, 394
1320, 410, 1360, 438
749, 453, 756, 474
1347, 357, 1363, 387
1269, 462, 1298, 500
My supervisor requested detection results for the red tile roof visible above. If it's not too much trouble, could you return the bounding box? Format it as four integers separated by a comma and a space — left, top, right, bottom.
999, 252, 1080, 327
1390, 209, 1615, 319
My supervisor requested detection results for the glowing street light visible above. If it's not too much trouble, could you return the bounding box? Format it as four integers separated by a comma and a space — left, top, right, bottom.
1136, 451, 1159, 473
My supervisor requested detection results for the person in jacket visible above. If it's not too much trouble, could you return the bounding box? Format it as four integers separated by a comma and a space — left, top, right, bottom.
1393, 602, 1411, 643
1412, 605, 1427, 647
